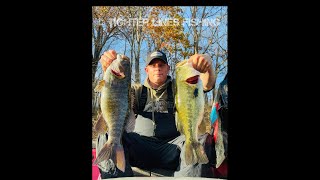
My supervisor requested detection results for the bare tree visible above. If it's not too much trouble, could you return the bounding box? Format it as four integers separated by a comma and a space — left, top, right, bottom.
116, 6, 152, 83
183, 6, 228, 102
92, 6, 122, 83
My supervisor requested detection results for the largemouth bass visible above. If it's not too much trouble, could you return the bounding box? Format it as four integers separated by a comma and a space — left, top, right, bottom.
93, 54, 132, 172
175, 59, 209, 165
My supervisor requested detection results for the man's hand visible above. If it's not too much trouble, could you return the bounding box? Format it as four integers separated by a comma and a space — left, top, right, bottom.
189, 53, 215, 91
188, 53, 213, 73
100, 50, 117, 72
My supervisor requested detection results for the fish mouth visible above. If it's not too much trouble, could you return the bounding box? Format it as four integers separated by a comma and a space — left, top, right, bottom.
111, 69, 125, 78
186, 75, 199, 84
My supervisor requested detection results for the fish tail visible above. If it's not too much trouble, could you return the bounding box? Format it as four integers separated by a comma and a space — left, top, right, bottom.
194, 142, 209, 164
112, 144, 126, 172
93, 141, 112, 165
94, 142, 126, 172
185, 141, 196, 165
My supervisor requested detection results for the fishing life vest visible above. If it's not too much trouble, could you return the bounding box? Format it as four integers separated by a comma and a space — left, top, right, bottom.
133, 82, 180, 140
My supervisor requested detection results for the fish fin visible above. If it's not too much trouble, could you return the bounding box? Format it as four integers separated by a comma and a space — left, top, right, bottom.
194, 142, 209, 164
94, 80, 105, 92
112, 144, 126, 173
124, 109, 136, 132
94, 113, 108, 134
175, 112, 183, 133
198, 116, 209, 136
94, 141, 112, 164
185, 141, 196, 165
174, 88, 183, 133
